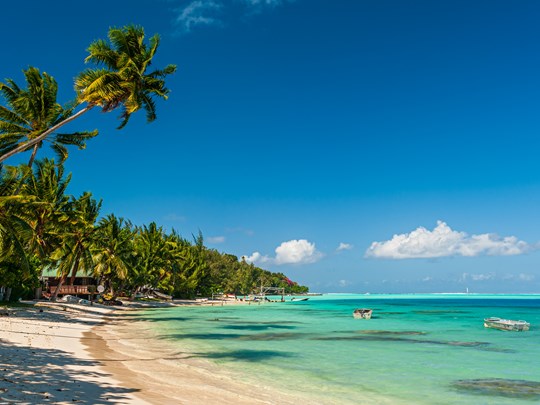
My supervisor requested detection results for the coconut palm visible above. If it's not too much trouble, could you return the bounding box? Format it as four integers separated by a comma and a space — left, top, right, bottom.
93, 214, 134, 296
0, 67, 98, 167
0, 25, 176, 164
18, 159, 71, 260
0, 167, 32, 273
129, 222, 171, 296
49, 192, 101, 301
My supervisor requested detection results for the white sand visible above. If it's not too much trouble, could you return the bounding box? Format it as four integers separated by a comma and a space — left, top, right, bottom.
0, 302, 149, 404
0, 301, 316, 405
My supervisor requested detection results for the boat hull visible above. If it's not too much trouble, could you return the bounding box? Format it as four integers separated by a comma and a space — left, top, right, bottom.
484, 317, 530, 332
353, 309, 373, 319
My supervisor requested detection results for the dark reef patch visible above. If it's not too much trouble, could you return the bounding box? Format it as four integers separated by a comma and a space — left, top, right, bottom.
222, 324, 297, 331
413, 310, 470, 315
188, 349, 295, 362
357, 330, 427, 336
451, 378, 540, 399
313, 334, 490, 348
236, 332, 308, 341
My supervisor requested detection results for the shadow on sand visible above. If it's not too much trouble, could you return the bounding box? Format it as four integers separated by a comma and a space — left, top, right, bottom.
0, 338, 140, 404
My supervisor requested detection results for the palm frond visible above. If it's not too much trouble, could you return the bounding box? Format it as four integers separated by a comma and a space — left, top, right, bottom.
54, 130, 98, 147
50, 143, 69, 164
141, 93, 157, 123
85, 39, 117, 69
0, 105, 30, 127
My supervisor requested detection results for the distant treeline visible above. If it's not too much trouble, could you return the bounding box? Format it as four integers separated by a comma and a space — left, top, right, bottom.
0, 160, 308, 302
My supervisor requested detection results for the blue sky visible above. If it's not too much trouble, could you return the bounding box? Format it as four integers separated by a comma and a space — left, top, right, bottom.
3, 0, 540, 293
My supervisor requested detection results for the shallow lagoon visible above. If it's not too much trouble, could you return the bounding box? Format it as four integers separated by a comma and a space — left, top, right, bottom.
144, 294, 540, 404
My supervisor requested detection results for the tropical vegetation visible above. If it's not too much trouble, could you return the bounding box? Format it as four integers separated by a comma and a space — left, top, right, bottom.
0, 25, 308, 302
0, 160, 308, 301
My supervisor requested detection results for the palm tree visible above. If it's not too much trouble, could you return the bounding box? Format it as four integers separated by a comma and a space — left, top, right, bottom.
0, 67, 98, 167
130, 222, 170, 296
0, 25, 176, 164
18, 159, 71, 260
0, 167, 32, 274
93, 214, 134, 297
49, 192, 101, 301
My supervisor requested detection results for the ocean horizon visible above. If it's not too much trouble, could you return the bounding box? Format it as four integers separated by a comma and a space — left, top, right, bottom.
132, 294, 540, 404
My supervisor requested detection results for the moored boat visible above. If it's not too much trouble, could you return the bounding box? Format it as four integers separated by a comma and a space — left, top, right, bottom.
483, 317, 530, 332
291, 297, 309, 301
353, 308, 373, 319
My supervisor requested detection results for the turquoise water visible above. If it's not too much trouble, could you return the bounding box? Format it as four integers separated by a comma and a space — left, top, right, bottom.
141, 294, 540, 404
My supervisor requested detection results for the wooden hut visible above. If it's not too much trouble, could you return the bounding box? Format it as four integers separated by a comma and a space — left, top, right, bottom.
40, 268, 96, 298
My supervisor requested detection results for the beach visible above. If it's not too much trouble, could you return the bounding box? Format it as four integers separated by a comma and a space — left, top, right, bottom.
0, 301, 309, 405
0, 302, 146, 404
2, 295, 538, 405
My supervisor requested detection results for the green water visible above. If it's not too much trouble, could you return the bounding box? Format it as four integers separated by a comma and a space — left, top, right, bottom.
141, 294, 540, 404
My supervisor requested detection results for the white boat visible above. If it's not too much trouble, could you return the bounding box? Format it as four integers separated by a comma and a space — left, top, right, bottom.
291, 297, 309, 301
484, 317, 530, 332
353, 308, 373, 319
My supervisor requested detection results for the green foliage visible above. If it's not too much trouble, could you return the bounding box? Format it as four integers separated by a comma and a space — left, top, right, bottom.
0, 159, 309, 299
0, 24, 175, 165
0, 255, 40, 301
76, 25, 177, 129
0, 67, 98, 166
0, 25, 307, 300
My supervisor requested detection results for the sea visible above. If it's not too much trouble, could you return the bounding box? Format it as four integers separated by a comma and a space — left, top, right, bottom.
140, 294, 540, 404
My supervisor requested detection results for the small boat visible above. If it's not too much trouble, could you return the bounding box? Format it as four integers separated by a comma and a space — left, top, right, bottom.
353, 308, 373, 319
291, 297, 309, 301
484, 317, 530, 332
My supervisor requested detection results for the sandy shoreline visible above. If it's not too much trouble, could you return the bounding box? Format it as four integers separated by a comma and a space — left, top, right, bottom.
0, 302, 146, 404
0, 301, 317, 405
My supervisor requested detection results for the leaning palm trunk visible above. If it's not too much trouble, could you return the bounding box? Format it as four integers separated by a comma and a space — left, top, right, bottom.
50, 274, 67, 302
51, 252, 81, 301
0, 105, 94, 164
28, 144, 39, 167
68, 247, 86, 286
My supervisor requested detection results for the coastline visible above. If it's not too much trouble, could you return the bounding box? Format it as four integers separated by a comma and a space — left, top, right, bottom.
86, 301, 317, 405
0, 300, 320, 404
0, 302, 147, 404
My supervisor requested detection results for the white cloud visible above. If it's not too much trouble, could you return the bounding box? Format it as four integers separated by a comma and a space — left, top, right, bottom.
208, 236, 226, 243
338, 279, 351, 287
518, 273, 535, 281
174, 0, 292, 33
275, 239, 323, 265
243, 238, 323, 266
470, 273, 495, 281
503, 273, 536, 282
366, 221, 531, 260
337, 242, 353, 251
176, 1, 222, 32
240, 0, 287, 6
243, 252, 270, 264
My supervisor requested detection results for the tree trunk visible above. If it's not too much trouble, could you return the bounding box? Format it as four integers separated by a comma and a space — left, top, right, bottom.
0, 104, 94, 164
130, 286, 140, 299
27, 143, 40, 167
4, 288, 12, 302
50, 275, 67, 302
69, 252, 82, 286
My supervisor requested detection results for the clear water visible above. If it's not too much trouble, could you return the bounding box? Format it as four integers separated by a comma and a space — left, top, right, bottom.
140, 294, 540, 404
